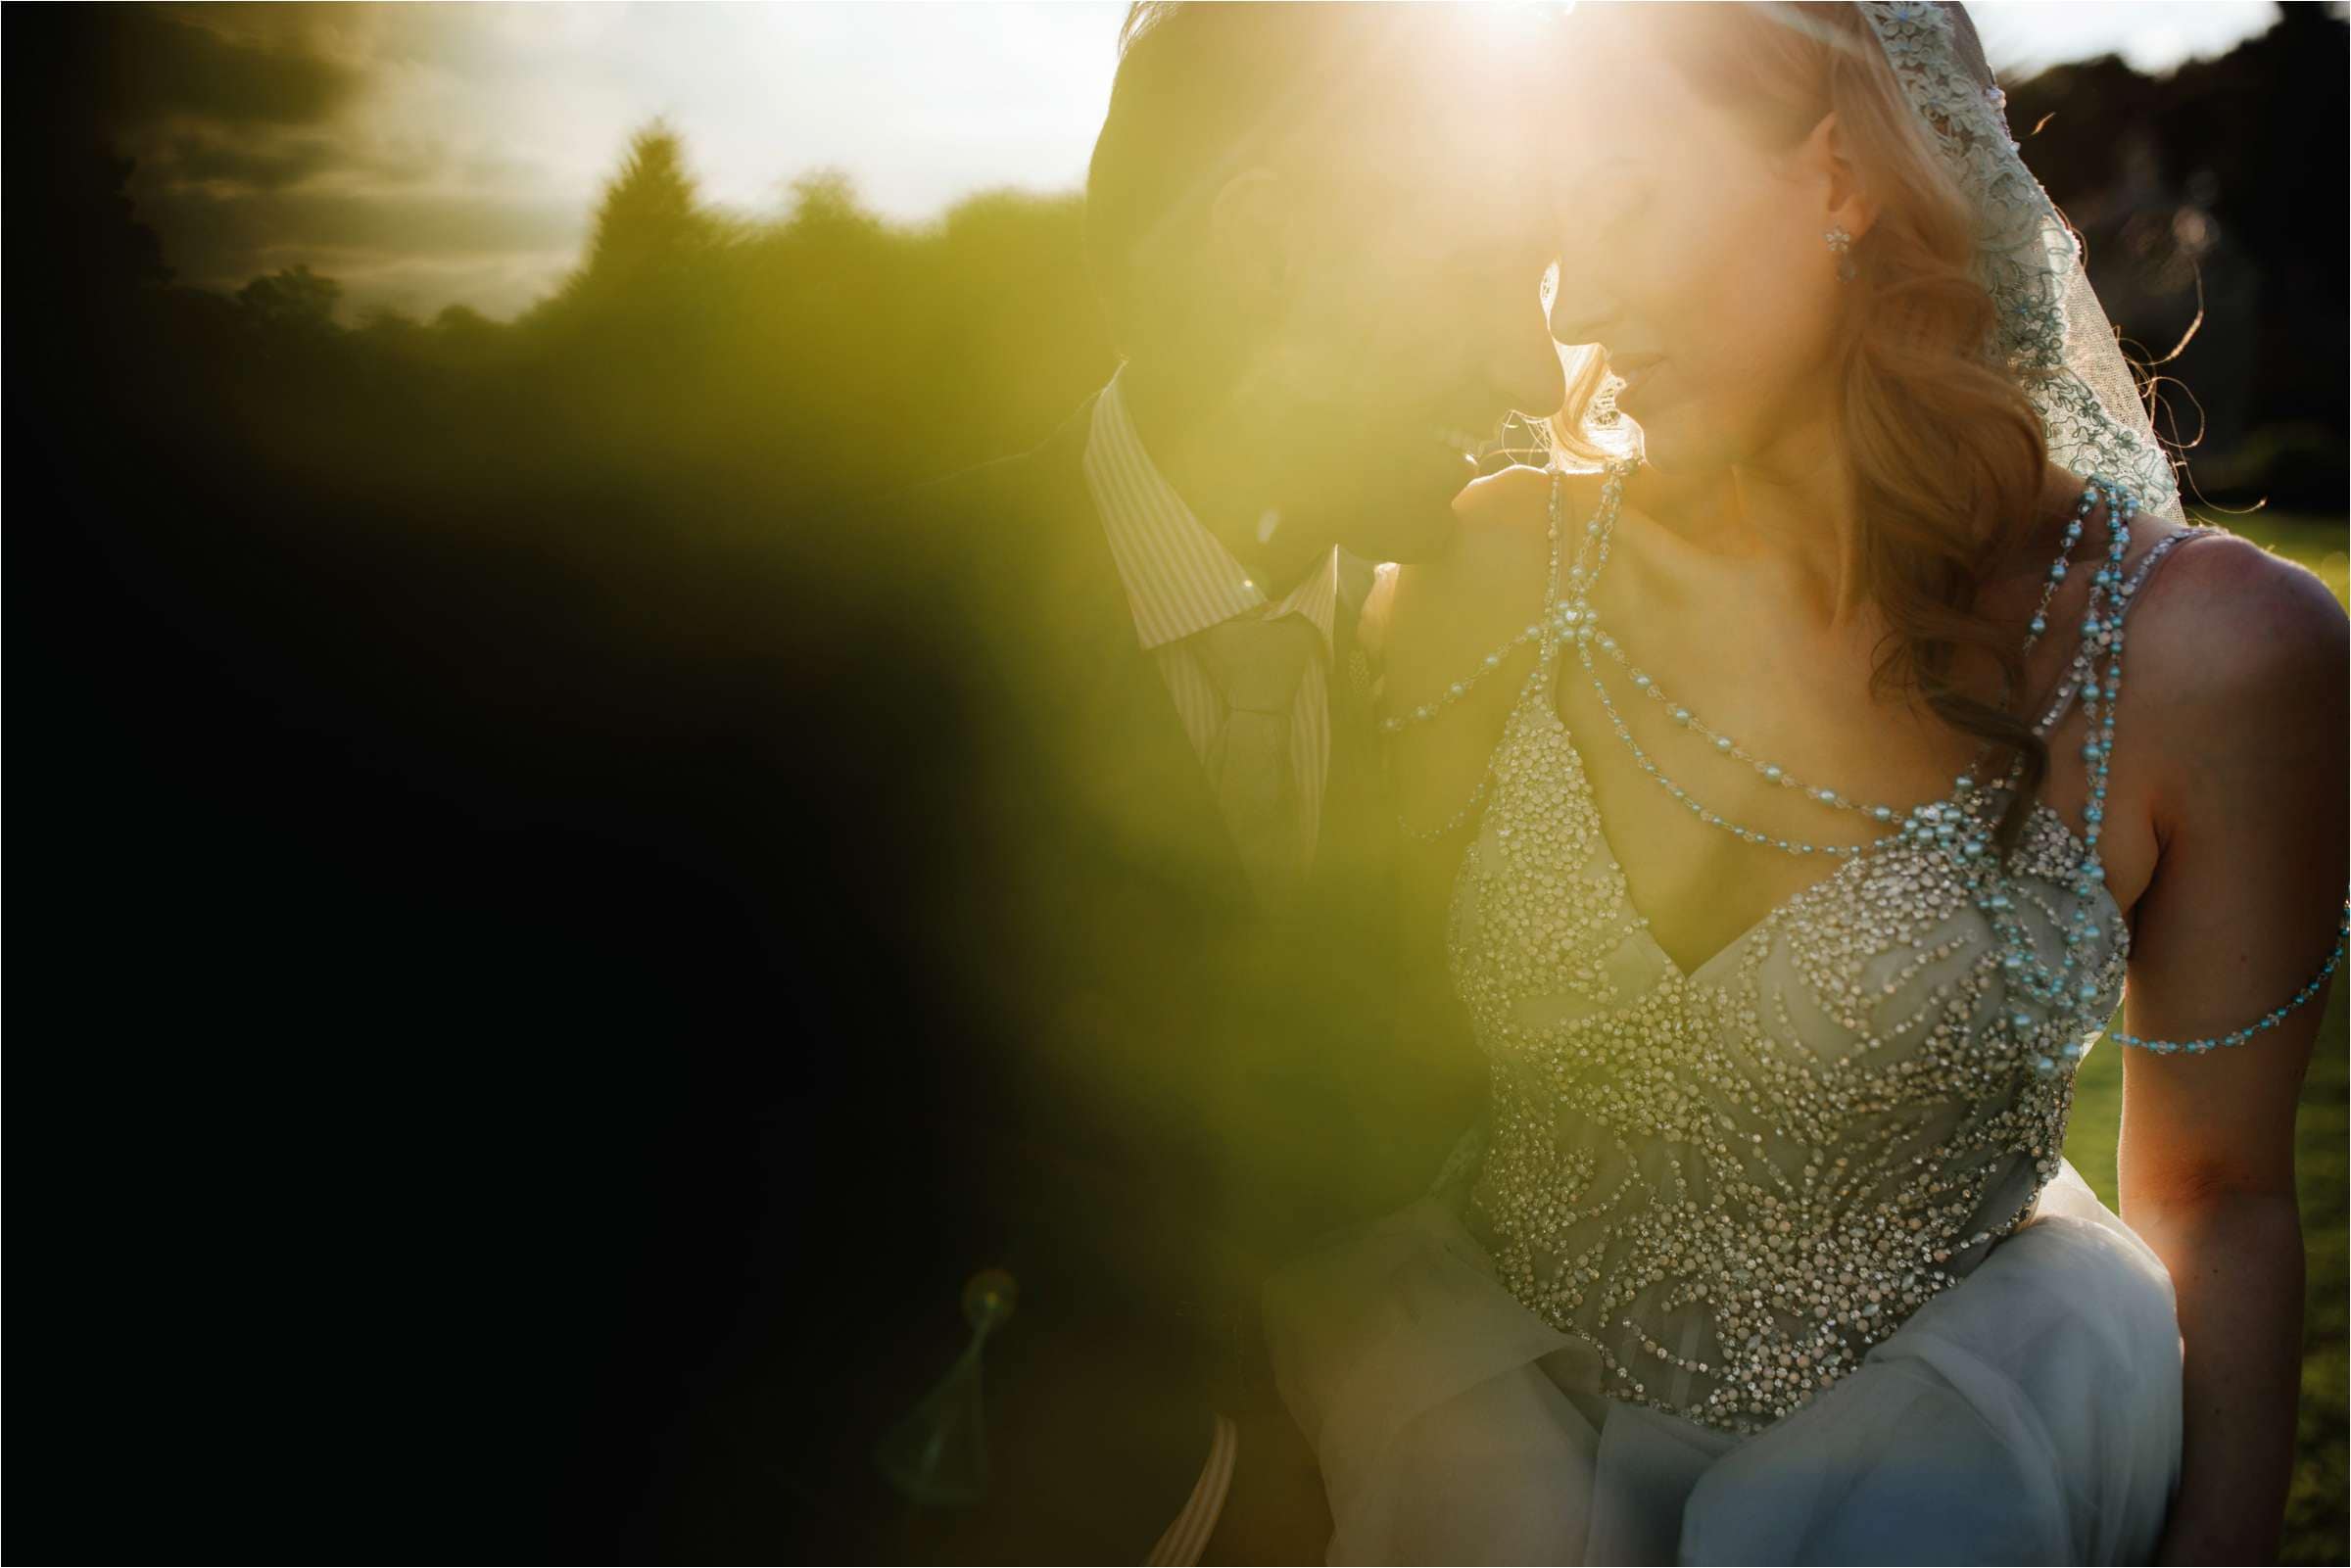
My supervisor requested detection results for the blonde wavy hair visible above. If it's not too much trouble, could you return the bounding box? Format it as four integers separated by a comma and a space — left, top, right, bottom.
1555, 2, 2058, 842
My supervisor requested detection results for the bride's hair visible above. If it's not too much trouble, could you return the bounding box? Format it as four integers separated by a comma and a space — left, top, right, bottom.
1571, 2, 2060, 842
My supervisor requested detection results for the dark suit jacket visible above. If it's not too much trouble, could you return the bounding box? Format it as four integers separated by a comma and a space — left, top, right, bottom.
809, 396, 1469, 1561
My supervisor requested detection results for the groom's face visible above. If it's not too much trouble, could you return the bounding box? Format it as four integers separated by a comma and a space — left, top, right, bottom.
1240, 138, 1566, 564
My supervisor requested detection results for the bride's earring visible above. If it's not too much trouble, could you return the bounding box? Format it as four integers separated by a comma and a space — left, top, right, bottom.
1824, 225, 1857, 282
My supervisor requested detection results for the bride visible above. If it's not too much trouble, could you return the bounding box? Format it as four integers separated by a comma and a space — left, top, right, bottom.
1266, 4, 2348, 1563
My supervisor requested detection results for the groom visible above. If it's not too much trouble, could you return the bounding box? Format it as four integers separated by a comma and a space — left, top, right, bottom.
836, 5, 1568, 1560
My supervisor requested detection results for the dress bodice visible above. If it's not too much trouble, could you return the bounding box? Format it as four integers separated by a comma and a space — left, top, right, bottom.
1444, 498, 2207, 1436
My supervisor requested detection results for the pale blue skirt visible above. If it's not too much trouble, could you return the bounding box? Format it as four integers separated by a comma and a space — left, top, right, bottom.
1263, 1162, 2182, 1565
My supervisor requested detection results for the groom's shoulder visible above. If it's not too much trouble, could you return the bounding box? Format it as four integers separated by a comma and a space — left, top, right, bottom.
914, 444, 1047, 518
915, 397, 1095, 520
877, 399, 1099, 582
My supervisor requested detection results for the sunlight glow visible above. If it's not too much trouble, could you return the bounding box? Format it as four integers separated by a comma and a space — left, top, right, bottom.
116, 2, 2282, 323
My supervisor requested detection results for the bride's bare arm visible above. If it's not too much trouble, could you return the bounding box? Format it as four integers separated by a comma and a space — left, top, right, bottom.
2110, 538, 2348, 1565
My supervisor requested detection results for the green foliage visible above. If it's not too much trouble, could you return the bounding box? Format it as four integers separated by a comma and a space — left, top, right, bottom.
234, 262, 341, 329
64, 115, 1111, 609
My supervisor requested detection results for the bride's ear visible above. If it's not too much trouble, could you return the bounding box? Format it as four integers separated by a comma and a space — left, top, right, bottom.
1803, 111, 1880, 244
1208, 168, 1294, 320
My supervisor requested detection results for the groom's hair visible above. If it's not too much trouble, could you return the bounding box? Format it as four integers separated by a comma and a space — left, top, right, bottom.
1084, 3, 1497, 363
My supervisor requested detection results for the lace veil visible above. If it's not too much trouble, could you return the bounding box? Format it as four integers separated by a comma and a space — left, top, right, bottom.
1856, 1, 2185, 520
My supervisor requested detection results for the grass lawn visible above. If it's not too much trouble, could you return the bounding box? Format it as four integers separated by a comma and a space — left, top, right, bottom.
2059, 508, 2348, 1564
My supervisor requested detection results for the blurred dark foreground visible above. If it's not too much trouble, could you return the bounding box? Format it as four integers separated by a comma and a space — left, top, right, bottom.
6, 5, 2344, 1560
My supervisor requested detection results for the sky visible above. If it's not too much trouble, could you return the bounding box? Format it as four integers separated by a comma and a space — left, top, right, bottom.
102, 1, 2289, 324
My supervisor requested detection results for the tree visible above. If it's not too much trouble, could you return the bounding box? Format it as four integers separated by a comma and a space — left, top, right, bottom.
569, 119, 718, 303
236, 264, 342, 331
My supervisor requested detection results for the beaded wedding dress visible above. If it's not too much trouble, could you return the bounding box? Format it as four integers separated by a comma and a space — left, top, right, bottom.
1263, 479, 2195, 1565
1260, 5, 2348, 1558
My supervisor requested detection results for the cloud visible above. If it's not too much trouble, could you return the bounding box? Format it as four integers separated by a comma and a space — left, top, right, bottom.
145, 122, 456, 198
56, 5, 591, 319
98, 5, 363, 128
153, 129, 355, 194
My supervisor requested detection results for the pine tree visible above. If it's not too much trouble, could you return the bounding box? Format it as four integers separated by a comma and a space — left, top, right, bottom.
571, 120, 716, 304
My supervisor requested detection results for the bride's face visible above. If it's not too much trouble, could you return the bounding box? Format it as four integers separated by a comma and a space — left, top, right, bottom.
1548, 25, 1847, 473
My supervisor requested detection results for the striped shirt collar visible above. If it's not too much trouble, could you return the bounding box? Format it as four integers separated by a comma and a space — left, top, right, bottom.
1082, 368, 1341, 657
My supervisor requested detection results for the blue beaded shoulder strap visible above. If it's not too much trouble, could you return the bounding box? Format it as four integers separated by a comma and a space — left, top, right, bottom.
2030, 480, 2348, 1058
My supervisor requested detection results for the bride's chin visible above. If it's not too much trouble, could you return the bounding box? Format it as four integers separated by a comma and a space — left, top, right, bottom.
1617, 407, 1705, 470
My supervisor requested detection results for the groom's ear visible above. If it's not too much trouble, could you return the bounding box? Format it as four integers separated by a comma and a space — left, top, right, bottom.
1207, 168, 1295, 322
1803, 111, 1880, 243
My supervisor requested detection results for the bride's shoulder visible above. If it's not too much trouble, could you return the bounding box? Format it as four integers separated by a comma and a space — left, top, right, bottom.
1453, 459, 1564, 521
1384, 464, 1571, 640
1376, 463, 1614, 689
2071, 493, 2345, 810
1415, 463, 1607, 593
2019, 468, 2343, 719
1450, 460, 1610, 536
2125, 522, 2345, 723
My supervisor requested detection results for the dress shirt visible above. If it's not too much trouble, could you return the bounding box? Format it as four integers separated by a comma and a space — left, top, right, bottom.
1080, 368, 1346, 866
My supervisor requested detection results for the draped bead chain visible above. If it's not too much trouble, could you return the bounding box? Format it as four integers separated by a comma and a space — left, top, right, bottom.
1380, 462, 1630, 739
1393, 461, 1594, 840
2103, 904, 2349, 1055
1381, 463, 2348, 1057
